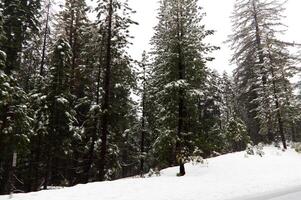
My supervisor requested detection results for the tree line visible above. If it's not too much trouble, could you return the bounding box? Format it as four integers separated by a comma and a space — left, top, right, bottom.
0, 0, 300, 194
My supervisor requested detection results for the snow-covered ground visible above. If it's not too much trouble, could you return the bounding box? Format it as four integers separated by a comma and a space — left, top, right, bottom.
1, 146, 301, 200
267, 191, 301, 200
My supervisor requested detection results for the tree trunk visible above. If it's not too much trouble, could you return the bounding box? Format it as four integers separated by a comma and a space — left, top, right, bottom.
140, 63, 146, 176
268, 53, 287, 149
140, 104, 145, 176
40, 0, 50, 76
84, 127, 97, 183
33, 133, 42, 191
99, 0, 113, 181
176, 1, 185, 177
84, 26, 106, 183
43, 150, 52, 190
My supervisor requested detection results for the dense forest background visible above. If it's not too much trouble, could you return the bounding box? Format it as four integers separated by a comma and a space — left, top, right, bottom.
0, 0, 300, 195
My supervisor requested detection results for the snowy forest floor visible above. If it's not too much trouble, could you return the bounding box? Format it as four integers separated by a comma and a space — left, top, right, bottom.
1, 146, 301, 200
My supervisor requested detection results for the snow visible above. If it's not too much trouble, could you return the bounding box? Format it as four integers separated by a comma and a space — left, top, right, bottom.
268, 191, 301, 200
233, 186, 301, 200
165, 79, 189, 89
56, 97, 68, 104
2, 146, 301, 200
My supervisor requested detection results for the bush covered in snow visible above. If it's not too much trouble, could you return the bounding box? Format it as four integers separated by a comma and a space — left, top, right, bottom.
188, 148, 208, 166
147, 168, 161, 177
245, 143, 265, 157
292, 143, 301, 153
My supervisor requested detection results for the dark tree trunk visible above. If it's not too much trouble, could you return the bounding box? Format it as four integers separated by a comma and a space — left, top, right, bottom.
176, 1, 185, 177
291, 125, 296, 142
140, 63, 146, 176
140, 103, 145, 176
268, 54, 287, 150
84, 29, 105, 183
33, 133, 42, 191
43, 151, 52, 190
275, 100, 287, 149
0, 106, 10, 194
99, 0, 113, 181
0, 157, 11, 194
267, 127, 274, 143
179, 159, 185, 176
26, 149, 35, 192
140, 126, 145, 176
69, 3, 76, 93
84, 129, 97, 183
40, 0, 50, 76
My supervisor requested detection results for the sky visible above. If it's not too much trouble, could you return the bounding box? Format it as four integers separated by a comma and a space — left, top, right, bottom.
125, 0, 301, 74
79, 0, 301, 74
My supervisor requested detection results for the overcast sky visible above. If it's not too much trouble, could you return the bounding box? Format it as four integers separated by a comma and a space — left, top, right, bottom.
124, 0, 301, 74
80, 0, 301, 74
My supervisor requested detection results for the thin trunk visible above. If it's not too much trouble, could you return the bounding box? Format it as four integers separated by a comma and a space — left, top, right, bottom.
281, 70, 296, 142
34, 1, 51, 190
268, 53, 287, 149
33, 133, 42, 191
40, 0, 50, 76
176, 0, 185, 176
8, 154, 15, 195
84, 130, 97, 183
43, 152, 51, 189
253, 0, 264, 65
69, 3, 76, 92
84, 29, 105, 183
0, 106, 10, 194
99, 0, 113, 181
26, 149, 34, 192
140, 75, 146, 176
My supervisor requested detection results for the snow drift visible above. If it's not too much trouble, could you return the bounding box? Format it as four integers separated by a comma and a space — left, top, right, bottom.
1, 146, 301, 200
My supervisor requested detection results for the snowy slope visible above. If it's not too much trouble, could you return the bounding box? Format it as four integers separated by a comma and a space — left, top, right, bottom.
2, 146, 301, 200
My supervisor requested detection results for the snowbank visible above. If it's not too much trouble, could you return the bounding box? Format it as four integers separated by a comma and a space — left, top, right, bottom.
2, 146, 301, 200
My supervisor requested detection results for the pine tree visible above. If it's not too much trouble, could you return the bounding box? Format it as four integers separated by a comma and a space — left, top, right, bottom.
229, 0, 298, 148
225, 117, 249, 152
0, 1, 40, 194
55, 0, 90, 95
55, 0, 95, 185
138, 51, 151, 176
220, 72, 236, 126
219, 72, 250, 152
0, 0, 41, 73
94, 0, 137, 181
198, 69, 224, 155
43, 38, 76, 188
150, 0, 217, 175
255, 37, 299, 147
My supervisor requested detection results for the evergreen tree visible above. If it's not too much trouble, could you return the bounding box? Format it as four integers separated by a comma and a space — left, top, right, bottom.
0, 0, 41, 73
150, 0, 216, 175
55, 0, 94, 185
219, 72, 250, 152
22, 0, 55, 191
229, 0, 298, 148
198, 69, 224, 156
94, 0, 137, 181
225, 117, 249, 152
0, 1, 40, 193
43, 38, 76, 188
138, 51, 152, 176
254, 37, 299, 146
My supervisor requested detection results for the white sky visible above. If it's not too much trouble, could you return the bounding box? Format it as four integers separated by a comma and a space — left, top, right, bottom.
126, 0, 301, 74
78, 0, 301, 74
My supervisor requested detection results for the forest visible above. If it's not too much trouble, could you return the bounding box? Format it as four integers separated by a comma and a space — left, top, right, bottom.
0, 0, 300, 195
